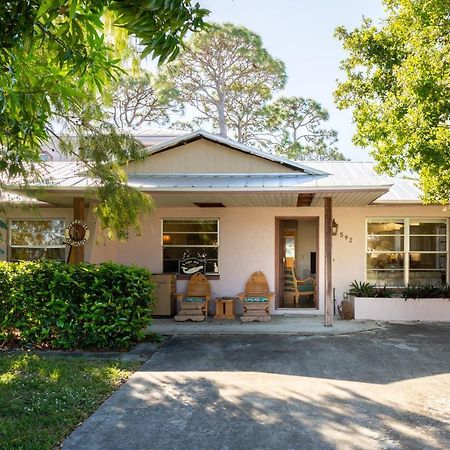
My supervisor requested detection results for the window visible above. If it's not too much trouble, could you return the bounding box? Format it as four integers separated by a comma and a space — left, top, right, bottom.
366, 218, 447, 286
9, 219, 66, 262
162, 219, 219, 275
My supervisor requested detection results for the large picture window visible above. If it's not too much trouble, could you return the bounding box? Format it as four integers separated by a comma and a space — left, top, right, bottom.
367, 218, 447, 286
9, 219, 66, 262
162, 219, 219, 275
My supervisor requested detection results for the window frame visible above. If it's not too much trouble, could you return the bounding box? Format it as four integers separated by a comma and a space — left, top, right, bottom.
365, 217, 449, 287
161, 218, 220, 276
8, 218, 67, 262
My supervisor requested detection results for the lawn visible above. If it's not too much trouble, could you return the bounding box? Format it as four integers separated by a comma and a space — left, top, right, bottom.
0, 354, 141, 449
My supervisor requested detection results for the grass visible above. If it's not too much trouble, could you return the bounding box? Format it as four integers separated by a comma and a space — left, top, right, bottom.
0, 353, 141, 450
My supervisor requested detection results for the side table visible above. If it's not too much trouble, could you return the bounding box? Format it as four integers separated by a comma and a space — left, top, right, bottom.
214, 297, 235, 320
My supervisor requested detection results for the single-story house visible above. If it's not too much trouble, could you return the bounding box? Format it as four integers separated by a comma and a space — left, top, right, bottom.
2, 130, 449, 324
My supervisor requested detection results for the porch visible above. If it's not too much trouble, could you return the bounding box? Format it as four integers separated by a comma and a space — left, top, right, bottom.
148, 316, 381, 335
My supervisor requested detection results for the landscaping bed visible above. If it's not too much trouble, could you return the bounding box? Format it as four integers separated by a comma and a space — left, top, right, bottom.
0, 353, 141, 449
349, 296, 450, 321
347, 281, 450, 321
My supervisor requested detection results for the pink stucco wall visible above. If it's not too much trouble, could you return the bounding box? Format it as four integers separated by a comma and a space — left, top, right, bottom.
3, 203, 448, 317
85, 203, 450, 315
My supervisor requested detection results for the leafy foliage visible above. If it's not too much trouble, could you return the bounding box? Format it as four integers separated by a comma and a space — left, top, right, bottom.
335, 0, 450, 202
403, 284, 450, 299
349, 280, 450, 299
0, 0, 208, 237
263, 96, 346, 160
348, 280, 392, 298
0, 261, 156, 349
164, 23, 287, 143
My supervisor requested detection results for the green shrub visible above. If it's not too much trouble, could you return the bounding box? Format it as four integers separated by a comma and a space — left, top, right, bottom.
0, 261, 155, 349
403, 284, 448, 299
348, 281, 392, 298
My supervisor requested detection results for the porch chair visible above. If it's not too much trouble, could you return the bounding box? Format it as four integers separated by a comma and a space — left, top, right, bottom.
237, 271, 274, 322
174, 273, 211, 322
285, 266, 316, 305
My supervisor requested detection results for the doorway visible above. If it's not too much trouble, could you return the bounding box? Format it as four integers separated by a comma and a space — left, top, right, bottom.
277, 218, 318, 309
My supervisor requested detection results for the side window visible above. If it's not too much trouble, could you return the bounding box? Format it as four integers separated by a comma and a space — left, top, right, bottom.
9, 219, 66, 261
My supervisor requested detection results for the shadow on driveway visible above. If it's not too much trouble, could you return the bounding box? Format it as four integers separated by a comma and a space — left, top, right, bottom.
63, 323, 450, 450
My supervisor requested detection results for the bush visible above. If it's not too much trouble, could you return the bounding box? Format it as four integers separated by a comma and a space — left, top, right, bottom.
348, 280, 450, 299
348, 281, 392, 298
0, 261, 155, 349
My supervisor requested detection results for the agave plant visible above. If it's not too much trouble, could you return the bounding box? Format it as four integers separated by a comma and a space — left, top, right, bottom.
348, 281, 377, 297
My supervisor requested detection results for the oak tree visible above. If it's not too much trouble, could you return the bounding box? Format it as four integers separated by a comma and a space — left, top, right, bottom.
0, 0, 208, 238
335, 0, 450, 202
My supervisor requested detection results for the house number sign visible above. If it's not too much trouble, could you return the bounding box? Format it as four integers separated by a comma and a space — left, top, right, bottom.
64, 220, 90, 247
338, 231, 353, 244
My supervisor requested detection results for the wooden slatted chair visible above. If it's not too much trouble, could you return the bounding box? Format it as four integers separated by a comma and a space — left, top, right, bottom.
237, 271, 274, 322
174, 273, 211, 322
285, 266, 316, 305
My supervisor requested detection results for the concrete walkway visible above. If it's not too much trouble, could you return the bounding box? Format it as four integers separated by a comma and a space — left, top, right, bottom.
149, 315, 382, 336
63, 323, 450, 450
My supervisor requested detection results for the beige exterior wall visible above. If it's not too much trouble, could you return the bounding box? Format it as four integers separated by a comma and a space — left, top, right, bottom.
86, 204, 449, 315
3, 203, 448, 318
125, 139, 295, 174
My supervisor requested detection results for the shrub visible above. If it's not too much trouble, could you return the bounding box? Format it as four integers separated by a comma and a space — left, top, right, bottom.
0, 261, 155, 349
348, 280, 450, 299
348, 281, 392, 298
403, 284, 448, 299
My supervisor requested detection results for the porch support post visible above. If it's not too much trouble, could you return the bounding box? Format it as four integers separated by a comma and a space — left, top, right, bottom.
324, 196, 333, 327
69, 197, 85, 264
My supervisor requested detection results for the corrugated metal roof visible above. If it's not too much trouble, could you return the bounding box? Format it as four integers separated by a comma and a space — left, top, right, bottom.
4, 150, 423, 204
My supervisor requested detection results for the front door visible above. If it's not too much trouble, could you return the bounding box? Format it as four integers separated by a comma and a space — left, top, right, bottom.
277, 218, 319, 309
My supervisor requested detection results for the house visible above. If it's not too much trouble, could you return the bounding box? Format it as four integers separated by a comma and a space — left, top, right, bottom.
2, 130, 448, 324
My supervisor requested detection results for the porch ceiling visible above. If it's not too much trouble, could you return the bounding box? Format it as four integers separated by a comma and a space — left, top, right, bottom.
11, 189, 389, 208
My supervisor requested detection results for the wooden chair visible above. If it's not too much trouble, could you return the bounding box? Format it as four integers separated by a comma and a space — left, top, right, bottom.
285, 266, 316, 305
174, 273, 211, 322
237, 271, 274, 322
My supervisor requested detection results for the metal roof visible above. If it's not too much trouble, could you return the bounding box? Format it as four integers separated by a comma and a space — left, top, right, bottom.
3, 140, 425, 205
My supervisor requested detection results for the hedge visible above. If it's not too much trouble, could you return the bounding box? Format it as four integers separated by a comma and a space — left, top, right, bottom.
0, 261, 156, 349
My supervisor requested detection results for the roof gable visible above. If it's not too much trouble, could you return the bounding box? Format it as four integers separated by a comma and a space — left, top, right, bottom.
125, 130, 329, 176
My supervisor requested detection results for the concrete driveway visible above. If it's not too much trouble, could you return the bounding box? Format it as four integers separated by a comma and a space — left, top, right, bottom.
64, 323, 450, 450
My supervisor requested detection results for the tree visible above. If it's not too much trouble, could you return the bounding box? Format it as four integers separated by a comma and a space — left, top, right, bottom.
263, 97, 346, 160
334, 0, 450, 203
108, 71, 181, 130
164, 23, 286, 143
0, 0, 208, 238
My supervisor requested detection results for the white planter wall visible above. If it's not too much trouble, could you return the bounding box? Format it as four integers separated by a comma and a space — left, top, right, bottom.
349, 296, 450, 321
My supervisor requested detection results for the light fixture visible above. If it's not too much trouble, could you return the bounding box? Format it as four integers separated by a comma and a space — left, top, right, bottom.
332, 219, 338, 236
162, 234, 171, 244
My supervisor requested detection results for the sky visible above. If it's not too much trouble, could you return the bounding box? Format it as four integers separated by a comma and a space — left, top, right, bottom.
199, 0, 386, 161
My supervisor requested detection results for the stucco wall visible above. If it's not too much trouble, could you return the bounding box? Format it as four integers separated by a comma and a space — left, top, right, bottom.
2, 203, 448, 316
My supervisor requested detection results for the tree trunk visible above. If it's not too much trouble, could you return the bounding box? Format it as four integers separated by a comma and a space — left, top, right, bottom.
217, 93, 228, 137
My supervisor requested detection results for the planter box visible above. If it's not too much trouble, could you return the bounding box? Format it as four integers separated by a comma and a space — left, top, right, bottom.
348, 296, 450, 322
